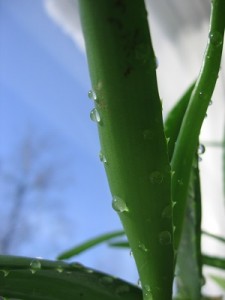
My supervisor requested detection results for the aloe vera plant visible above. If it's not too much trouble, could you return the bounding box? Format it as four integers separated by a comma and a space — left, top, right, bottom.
1, 0, 225, 299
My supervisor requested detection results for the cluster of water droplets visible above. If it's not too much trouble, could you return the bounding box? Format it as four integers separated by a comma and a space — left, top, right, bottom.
88, 89, 101, 124
143, 284, 152, 299
138, 241, 148, 253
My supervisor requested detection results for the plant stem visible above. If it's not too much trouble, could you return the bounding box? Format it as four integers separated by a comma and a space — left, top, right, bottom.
171, 0, 225, 251
78, 1, 174, 299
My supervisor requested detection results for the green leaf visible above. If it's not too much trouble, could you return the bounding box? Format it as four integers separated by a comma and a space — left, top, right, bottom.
109, 241, 130, 248
57, 230, 125, 260
210, 274, 225, 291
202, 255, 225, 270
164, 81, 195, 161
171, 0, 225, 252
0, 255, 142, 300
174, 157, 203, 300
78, 1, 174, 299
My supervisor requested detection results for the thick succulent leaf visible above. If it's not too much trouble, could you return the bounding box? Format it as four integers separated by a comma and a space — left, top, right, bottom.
79, 1, 174, 299
57, 230, 125, 260
0, 255, 142, 300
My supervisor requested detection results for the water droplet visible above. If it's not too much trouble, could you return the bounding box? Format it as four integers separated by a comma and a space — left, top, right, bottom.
116, 285, 130, 294
56, 265, 64, 273
172, 201, 176, 208
85, 268, 94, 274
100, 276, 114, 284
90, 108, 101, 123
30, 259, 41, 274
143, 284, 151, 296
1, 270, 9, 277
150, 171, 163, 184
138, 242, 148, 252
161, 205, 172, 218
173, 226, 176, 233
155, 56, 159, 69
70, 262, 84, 269
177, 179, 183, 186
198, 144, 205, 155
99, 151, 107, 163
201, 276, 206, 286
88, 90, 97, 101
209, 31, 223, 47
209, 100, 213, 105
199, 91, 206, 99
143, 129, 154, 140
129, 250, 133, 257
137, 278, 142, 287
158, 231, 171, 245
112, 196, 129, 213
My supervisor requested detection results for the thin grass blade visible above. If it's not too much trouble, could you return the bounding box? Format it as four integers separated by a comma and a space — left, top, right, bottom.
57, 230, 125, 260
202, 255, 225, 270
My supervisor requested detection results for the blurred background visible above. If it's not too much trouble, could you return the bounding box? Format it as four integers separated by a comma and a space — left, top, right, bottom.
0, 0, 225, 297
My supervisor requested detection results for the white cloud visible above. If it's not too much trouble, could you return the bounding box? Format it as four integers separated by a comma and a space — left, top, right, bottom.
44, 0, 85, 51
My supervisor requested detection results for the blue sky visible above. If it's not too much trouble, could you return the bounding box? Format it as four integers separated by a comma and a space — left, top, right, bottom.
0, 0, 139, 283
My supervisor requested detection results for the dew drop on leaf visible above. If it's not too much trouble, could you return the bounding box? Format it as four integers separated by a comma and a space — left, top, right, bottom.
137, 278, 142, 287
161, 205, 172, 218
90, 108, 101, 123
198, 144, 205, 155
150, 171, 163, 184
209, 31, 223, 47
158, 231, 171, 245
143, 284, 152, 297
30, 259, 41, 274
1, 270, 9, 277
112, 196, 129, 213
155, 56, 159, 69
138, 242, 148, 252
99, 151, 107, 163
88, 90, 97, 101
